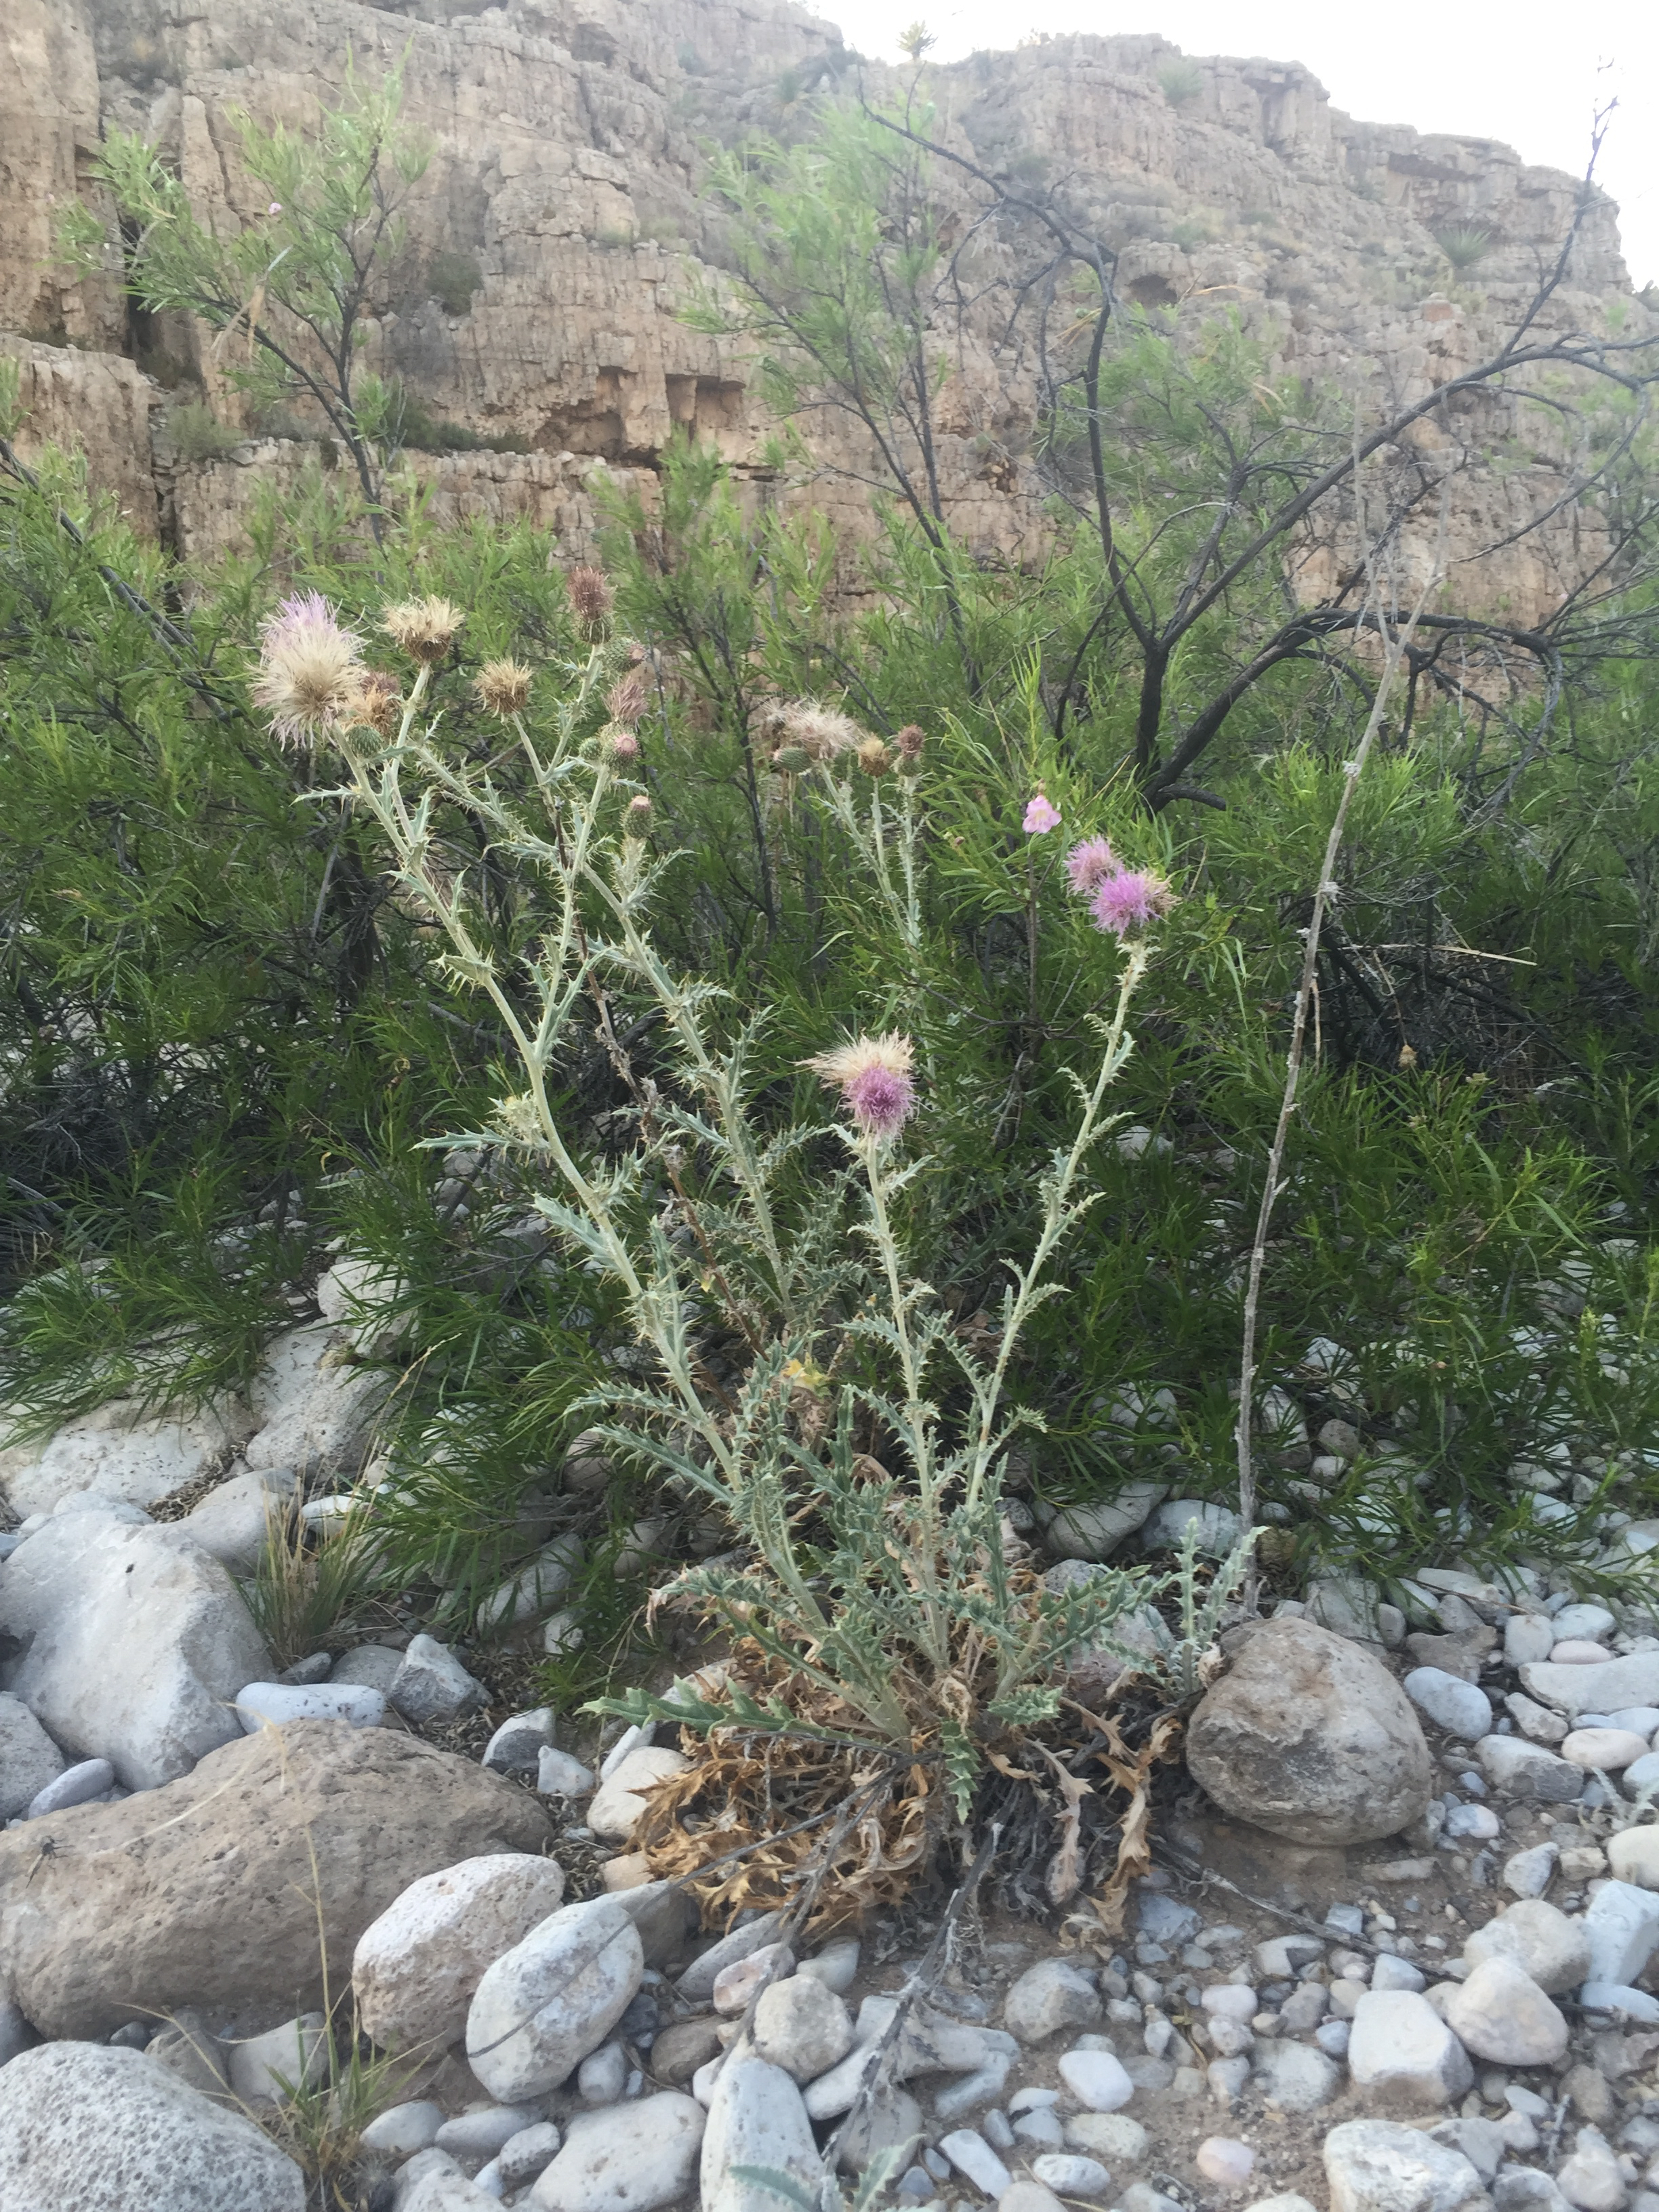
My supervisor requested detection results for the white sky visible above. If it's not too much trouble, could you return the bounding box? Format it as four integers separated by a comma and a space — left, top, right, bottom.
814, 0, 1659, 289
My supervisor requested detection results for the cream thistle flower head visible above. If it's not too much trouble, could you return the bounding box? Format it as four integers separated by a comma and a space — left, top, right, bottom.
474, 659, 533, 717
804, 1032, 917, 1141
251, 591, 365, 749
350, 668, 403, 738
382, 596, 464, 663
856, 736, 894, 777
1023, 789, 1061, 835
756, 700, 866, 766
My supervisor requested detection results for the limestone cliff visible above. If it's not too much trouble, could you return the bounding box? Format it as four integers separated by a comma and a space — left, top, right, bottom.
3, 0, 1647, 621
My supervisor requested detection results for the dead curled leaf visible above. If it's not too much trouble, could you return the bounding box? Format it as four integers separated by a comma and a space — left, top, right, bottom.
1060, 1706, 1185, 1946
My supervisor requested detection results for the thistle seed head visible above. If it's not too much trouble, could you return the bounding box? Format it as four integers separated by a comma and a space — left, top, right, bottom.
381, 595, 465, 663
474, 658, 533, 717
251, 590, 365, 748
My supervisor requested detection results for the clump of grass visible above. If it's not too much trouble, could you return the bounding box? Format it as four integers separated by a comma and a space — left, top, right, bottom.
167, 401, 242, 463
239, 1502, 380, 1668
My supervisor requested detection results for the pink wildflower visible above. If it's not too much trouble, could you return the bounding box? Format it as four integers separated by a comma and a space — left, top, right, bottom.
803, 1033, 917, 1141
1065, 835, 1117, 896
608, 727, 640, 760
1023, 790, 1061, 836
1088, 867, 1174, 937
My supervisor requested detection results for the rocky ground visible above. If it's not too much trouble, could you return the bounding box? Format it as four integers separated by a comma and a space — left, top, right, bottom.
6, 1299, 1659, 2212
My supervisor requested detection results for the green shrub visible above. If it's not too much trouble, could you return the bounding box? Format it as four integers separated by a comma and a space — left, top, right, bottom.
1158, 58, 1205, 107
165, 401, 241, 462
426, 247, 483, 316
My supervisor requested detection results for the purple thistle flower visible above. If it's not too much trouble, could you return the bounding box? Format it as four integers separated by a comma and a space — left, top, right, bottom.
1088, 867, 1174, 937
802, 1033, 917, 1141
1065, 835, 1117, 897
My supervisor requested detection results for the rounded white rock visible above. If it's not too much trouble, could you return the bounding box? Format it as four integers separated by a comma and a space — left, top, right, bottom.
1057, 2049, 1134, 2112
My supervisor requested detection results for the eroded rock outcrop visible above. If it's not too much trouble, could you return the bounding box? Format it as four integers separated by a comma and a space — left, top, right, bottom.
1, 0, 1647, 620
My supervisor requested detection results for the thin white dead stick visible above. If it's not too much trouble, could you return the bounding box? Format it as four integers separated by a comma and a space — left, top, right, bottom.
1234, 457, 1449, 1593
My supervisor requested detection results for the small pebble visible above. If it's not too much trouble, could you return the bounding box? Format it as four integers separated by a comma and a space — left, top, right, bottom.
1032, 2154, 1112, 2196
1196, 2137, 1256, 2188
1058, 2049, 1134, 2112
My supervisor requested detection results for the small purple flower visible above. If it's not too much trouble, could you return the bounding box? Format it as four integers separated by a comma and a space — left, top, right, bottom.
1089, 867, 1174, 937
1023, 790, 1061, 836
1065, 835, 1117, 897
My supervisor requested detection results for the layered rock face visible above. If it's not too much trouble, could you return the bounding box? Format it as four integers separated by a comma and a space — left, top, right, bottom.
2, 0, 1646, 615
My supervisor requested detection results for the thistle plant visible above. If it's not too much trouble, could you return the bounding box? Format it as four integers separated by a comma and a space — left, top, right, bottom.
261, 586, 1174, 1818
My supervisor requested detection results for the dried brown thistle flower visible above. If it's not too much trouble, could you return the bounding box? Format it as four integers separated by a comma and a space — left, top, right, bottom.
607, 668, 649, 726
753, 699, 867, 764
856, 737, 895, 777
381, 596, 465, 663
351, 668, 404, 737
474, 659, 533, 717
567, 566, 614, 634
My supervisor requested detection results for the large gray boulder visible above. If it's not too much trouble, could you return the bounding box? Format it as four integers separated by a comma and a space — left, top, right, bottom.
243, 1324, 387, 1481
0, 1396, 252, 1519
0, 2041, 304, 2211
0, 1720, 553, 2039
182, 1466, 299, 1572
1185, 1616, 1433, 1846
1324, 2119, 1490, 2212
0, 1509, 272, 1787
701, 2058, 823, 2212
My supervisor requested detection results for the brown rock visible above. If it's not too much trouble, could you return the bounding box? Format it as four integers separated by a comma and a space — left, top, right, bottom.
0, 1719, 552, 2039
1186, 1616, 1433, 1847
1405, 1629, 1498, 1683
651, 2015, 726, 2086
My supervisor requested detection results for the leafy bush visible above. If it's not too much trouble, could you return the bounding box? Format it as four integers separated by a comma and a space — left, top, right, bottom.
165, 402, 241, 462
426, 248, 483, 317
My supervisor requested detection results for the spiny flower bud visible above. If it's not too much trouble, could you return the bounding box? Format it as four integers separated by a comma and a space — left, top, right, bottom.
607, 726, 640, 760
607, 668, 648, 726
567, 565, 614, 636
856, 737, 895, 777
771, 744, 813, 773
381, 596, 464, 663
474, 658, 533, 717
627, 792, 652, 820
